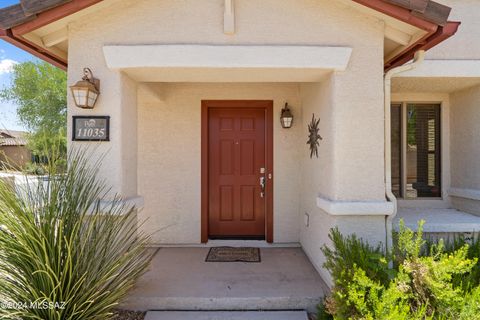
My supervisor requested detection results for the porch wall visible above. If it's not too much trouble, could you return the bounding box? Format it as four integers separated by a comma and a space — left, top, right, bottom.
299, 80, 337, 283
66, 0, 389, 253
426, 0, 480, 60
450, 85, 480, 216
137, 83, 303, 244
299, 75, 387, 284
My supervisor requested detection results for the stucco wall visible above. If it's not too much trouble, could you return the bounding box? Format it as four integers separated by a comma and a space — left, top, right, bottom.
138, 83, 302, 244
300, 78, 386, 285
66, 0, 387, 247
426, 0, 480, 60
67, 57, 138, 197
449, 85, 480, 215
299, 79, 336, 283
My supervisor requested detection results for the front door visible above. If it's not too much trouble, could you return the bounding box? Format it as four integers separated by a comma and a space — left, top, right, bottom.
202, 101, 273, 241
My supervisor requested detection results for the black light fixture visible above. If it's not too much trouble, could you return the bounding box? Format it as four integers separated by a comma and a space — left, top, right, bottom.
280, 103, 293, 128
70, 68, 100, 109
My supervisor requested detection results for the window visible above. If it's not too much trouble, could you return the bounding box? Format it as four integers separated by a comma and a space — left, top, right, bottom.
391, 103, 441, 199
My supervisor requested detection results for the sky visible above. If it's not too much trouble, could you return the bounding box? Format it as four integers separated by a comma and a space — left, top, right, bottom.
0, 0, 37, 132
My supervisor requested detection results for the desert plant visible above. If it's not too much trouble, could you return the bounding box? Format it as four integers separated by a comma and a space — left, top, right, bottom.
321, 220, 480, 319
323, 228, 393, 286
321, 228, 393, 319
426, 233, 480, 290
23, 161, 47, 175
0, 149, 153, 320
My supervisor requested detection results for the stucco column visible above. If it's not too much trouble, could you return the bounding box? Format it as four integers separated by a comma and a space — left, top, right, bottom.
67, 68, 138, 200
450, 85, 480, 215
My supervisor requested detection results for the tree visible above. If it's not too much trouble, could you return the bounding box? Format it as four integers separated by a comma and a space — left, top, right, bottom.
0, 60, 67, 161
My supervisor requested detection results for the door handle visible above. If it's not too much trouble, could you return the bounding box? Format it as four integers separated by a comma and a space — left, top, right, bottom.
260, 176, 266, 198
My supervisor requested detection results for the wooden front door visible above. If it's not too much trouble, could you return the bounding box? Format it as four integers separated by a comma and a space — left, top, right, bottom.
202, 101, 273, 242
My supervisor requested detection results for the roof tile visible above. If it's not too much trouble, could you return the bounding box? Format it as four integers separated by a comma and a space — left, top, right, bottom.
0, 4, 35, 29
0, 0, 452, 30
20, 0, 72, 17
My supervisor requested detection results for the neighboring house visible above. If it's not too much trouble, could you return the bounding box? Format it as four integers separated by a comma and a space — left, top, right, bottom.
0, 130, 31, 169
0, 0, 479, 310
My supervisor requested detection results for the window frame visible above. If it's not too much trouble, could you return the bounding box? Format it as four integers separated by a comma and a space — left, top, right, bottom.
392, 101, 443, 200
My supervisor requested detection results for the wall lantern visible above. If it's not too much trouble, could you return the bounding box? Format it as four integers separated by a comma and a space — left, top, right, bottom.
280, 103, 293, 128
70, 68, 100, 109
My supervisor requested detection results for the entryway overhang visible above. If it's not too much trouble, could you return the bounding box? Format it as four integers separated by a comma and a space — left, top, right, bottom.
102, 45, 352, 82
0, 0, 458, 72
392, 60, 480, 93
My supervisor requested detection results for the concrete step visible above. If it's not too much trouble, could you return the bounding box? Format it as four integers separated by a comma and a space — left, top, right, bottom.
125, 296, 320, 313
124, 248, 327, 313
145, 311, 309, 320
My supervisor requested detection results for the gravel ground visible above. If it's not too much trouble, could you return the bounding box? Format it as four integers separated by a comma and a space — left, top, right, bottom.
112, 310, 145, 320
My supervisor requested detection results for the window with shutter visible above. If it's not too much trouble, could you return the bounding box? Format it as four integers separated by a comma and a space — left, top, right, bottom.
391, 103, 441, 199
391, 104, 402, 198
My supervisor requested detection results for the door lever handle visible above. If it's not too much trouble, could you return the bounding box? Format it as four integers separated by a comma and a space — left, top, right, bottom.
260, 176, 266, 198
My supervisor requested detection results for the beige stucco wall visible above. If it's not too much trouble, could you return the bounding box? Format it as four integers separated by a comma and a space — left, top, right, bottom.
299, 79, 336, 283
449, 85, 480, 215
427, 0, 480, 60
300, 78, 386, 284
391, 0, 480, 216
66, 0, 387, 249
138, 83, 302, 244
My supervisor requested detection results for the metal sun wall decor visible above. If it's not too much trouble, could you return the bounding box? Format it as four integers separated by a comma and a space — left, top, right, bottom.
307, 114, 323, 158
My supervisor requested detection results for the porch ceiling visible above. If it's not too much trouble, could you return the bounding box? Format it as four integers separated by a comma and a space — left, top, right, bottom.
392, 77, 480, 93
392, 60, 480, 93
103, 45, 352, 82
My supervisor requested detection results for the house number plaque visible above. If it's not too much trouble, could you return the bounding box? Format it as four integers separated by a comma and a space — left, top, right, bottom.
72, 116, 110, 141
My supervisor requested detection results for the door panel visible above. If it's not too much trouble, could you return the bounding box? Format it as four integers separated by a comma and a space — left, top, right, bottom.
208, 107, 266, 238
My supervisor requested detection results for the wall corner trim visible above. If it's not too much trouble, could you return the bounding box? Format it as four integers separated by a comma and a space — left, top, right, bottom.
449, 188, 480, 201
316, 195, 395, 216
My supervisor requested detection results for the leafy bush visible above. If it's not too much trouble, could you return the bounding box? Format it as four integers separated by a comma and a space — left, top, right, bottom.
23, 161, 47, 175
320, 220, 480, 319
321, 228, 392, 319
0, 151, 153, 320
426, 233, 480, 290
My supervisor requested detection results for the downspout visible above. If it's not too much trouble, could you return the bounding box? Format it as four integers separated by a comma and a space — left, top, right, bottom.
384, 50, 425, 253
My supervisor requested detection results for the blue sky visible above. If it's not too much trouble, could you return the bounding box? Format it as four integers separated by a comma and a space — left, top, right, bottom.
0, 0, 37, 131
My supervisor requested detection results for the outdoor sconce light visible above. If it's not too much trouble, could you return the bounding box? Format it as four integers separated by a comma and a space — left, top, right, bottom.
70, 68, 100, 109
280, 103, 293, 128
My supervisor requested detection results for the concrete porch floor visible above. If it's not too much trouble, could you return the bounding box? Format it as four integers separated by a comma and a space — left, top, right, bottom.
122, 247, 327, 312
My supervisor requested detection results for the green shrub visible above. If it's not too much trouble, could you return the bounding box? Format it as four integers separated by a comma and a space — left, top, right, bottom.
426, 233, 480, 290
0, 150, 153, 320
320, 220, 480, 319
323, 228, 393, 286
23, 161, 47, 175
321, 228, 393, 319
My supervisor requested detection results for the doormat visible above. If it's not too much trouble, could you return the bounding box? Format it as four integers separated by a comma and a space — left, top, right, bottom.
205, 247, 261, 263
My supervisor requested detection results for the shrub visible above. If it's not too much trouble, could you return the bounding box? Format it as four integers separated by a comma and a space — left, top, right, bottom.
321, 228, 392, 319
426, 233, 480, 290
23, 161, 47, 175
0, 150, 153, 320
320, 220, 480, 319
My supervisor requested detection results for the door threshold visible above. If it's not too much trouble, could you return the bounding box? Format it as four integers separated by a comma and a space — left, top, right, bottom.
150, 240, 301, 248
209, 236, 265, 240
